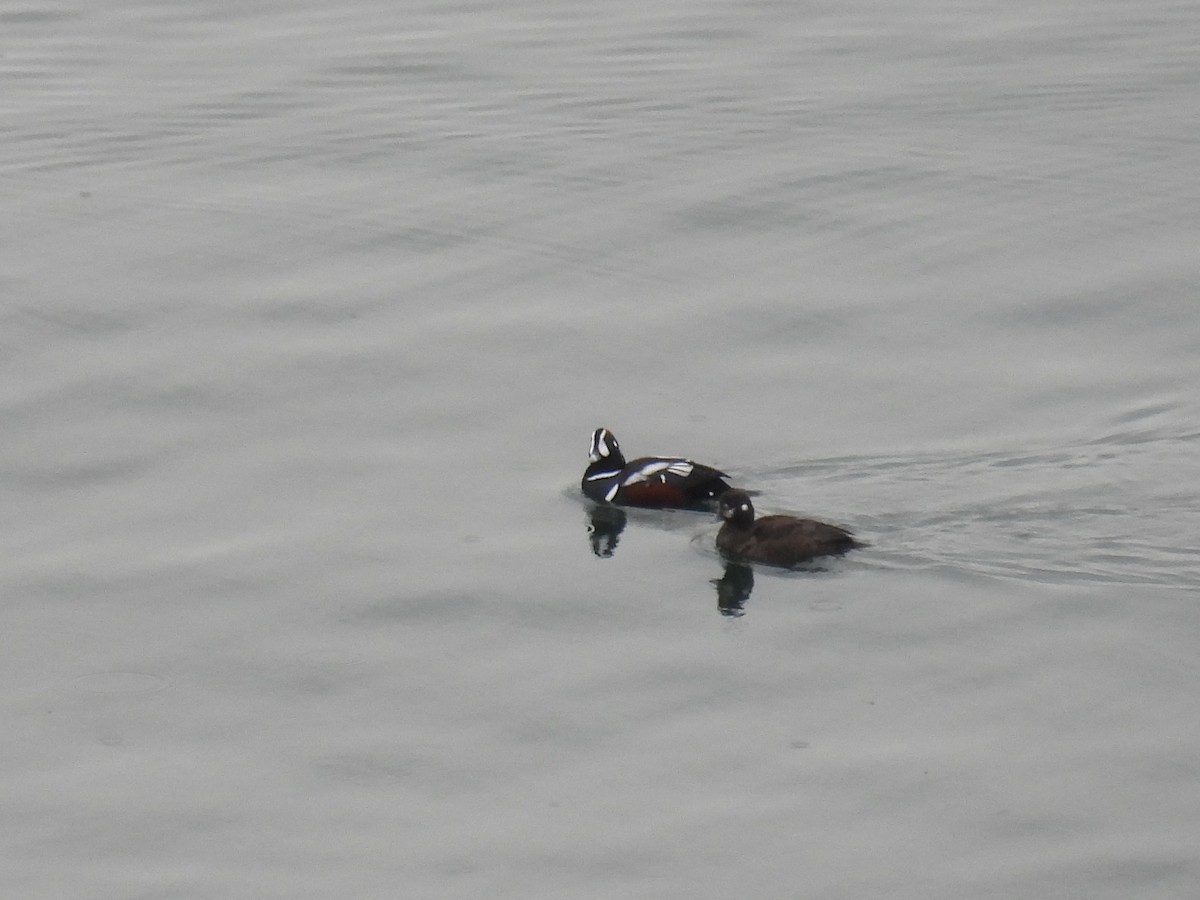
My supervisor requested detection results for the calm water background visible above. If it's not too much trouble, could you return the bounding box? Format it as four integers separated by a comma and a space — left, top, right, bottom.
4, 1, 1200, 897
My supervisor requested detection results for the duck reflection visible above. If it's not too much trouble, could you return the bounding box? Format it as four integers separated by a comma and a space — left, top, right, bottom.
711, 562, 754, 617
586, 504, 627, 558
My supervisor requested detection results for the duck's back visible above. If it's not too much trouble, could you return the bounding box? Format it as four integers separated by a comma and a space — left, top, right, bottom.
718, 514, 857, 566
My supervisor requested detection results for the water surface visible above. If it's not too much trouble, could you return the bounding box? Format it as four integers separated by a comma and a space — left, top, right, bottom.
3, 1, 1200, 897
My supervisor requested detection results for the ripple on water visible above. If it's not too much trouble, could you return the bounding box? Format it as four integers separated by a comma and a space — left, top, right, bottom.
741, 418, 1200, 592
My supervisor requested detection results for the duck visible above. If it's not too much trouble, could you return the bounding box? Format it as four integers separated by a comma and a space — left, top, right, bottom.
716, 490, 859, 567
581, 427, 733, 508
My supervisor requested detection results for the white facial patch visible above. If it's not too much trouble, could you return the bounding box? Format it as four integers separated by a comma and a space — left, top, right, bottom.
589, 430, 610, 461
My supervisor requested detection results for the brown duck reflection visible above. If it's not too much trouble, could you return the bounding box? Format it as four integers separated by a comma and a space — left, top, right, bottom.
711, 562, 754, 617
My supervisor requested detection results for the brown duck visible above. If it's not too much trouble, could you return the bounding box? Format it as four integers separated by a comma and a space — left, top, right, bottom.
716, 490, 860, 567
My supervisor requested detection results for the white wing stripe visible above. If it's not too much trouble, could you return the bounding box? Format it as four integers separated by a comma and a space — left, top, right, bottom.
620, 458, 696, 486
585, 469, 621, 482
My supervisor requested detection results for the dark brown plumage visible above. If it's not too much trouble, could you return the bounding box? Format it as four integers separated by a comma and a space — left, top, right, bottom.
716, 490, 859, 567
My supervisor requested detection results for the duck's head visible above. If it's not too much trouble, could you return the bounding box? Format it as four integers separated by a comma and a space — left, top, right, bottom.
718, 490, 755, 526
588, 428, 623, 464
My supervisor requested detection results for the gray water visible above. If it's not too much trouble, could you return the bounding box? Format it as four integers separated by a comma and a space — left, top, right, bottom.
4, 1, 1200, 897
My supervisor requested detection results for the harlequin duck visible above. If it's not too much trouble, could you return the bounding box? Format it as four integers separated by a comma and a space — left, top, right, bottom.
581, 428, 733, 508
716, 490, 859, 567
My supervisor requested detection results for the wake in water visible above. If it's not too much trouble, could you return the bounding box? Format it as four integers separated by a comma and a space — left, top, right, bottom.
741, 413, 1200, 590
